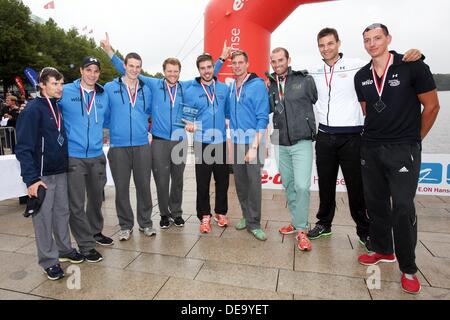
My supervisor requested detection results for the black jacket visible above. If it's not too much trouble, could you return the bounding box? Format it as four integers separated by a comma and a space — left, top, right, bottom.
268, 67, 318, 146
15, 97, 68, 187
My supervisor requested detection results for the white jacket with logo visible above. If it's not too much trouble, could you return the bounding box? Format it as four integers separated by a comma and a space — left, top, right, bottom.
309, 54, 366, 133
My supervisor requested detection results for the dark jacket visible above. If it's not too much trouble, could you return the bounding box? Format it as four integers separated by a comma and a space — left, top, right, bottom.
268, 67, 318, 146
15, 97, 68, 187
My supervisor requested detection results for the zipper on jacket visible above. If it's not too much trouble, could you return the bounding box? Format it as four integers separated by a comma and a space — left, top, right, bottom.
283, 104, 293, 145
129, 103, 133, 146
280, 84, 292, 145
326, 65, 332, 126
86, 116, 90, 157
211, 93, 216, 144
41, 137, 45, 177
170, 105, 173, 139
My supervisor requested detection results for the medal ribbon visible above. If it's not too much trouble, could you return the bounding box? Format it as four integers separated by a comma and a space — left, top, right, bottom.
324, 64, 335, 88
276, 75, 286, 102
126, 82, 139, 108
165, 80, 177, 108
80, 87, 96, 115
45, 97, 61, 132
235, 73, 251, 103
201, 80, 216, 105
372, 53, 393, 99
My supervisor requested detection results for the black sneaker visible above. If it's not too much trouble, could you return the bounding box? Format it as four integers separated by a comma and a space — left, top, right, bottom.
84, 249, 103, 263
59, 250, 85, 264
307, 224, 332, 240
44, 264, 64, 280
160, 216, 171, 229
94, 233, 114, 246
359, 235, 373, 253
173, 216, 185, 227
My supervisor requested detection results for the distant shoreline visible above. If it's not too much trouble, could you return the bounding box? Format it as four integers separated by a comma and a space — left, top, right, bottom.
434, 74, 450, 91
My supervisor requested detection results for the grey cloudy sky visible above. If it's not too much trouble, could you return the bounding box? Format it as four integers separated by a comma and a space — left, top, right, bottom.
23, 0, 448, 78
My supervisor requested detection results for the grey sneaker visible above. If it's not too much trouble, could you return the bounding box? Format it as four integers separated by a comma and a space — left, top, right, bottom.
118, 229, 133, 241
139, 227, 156, 237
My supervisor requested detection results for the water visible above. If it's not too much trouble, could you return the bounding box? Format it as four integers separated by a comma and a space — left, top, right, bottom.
422, 91, 449, 154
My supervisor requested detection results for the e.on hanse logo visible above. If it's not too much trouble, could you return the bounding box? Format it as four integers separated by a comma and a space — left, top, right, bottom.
233, 0, 247, 11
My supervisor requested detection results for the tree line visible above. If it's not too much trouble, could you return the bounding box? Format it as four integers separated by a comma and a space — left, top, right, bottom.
0, 0, 162, 94
2, 0, 449, 95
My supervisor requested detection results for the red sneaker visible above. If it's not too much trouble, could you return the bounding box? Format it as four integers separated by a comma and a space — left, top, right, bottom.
296, 231, 312, 251
358, 252, 396, 266
401, 273, 421, 294
214, 214, 228, 228
200, 216, 211, 234
278, 224, 297, 235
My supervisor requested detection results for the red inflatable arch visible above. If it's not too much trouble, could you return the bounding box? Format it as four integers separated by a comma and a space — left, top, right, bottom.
204, 0, 333, 83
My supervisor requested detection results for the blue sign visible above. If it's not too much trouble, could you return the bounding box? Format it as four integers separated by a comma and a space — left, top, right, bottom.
419, 163, 442, 184
447, 165, 450, 185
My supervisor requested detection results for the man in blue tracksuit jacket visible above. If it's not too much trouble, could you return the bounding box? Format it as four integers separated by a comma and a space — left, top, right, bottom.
184, 53, 231, 234
15, 67, 83, 280
59, 56, 111, 263
103, 52, 154, 241
228, 50, 270, 241
101, 33, 229, 229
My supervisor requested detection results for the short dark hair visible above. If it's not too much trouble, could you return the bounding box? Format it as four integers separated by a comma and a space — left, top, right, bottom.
162, 58, 181, 71
124, 52, 142, 65
196, 53, 214, 69
39, 67, 63, 84
363, 23, 389, 36
317, 27, 340, 43
231, 50, 248, 62
271, 47, 289, 59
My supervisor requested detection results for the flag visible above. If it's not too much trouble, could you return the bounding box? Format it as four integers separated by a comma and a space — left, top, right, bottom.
24, 67, 39, 88
44, 1, 55, 9
15, 76, 26, 97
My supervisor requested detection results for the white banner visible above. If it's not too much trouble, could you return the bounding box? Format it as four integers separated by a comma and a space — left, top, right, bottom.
261, 152, 450, 197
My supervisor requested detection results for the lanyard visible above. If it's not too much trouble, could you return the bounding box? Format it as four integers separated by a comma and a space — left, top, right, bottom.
372, 53, 393, 98
45, 97, 61, 132
235, 73, 251, 103
276, 75, 286, 101
165, 80, 177, 108
126, 82, 139, 108
201, 80, 216, 105
80, 87, 96, 115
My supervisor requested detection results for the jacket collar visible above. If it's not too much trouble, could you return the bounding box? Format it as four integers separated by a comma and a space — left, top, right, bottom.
75, 78, 105, 93
195, 76, 218, 84
322, 52, 344, 67
269, 67, 307, 83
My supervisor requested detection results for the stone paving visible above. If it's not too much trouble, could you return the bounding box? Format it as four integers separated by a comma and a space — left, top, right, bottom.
0, 164, 449, 300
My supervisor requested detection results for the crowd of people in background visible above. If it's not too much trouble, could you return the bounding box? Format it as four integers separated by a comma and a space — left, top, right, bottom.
0, 93, 35, 155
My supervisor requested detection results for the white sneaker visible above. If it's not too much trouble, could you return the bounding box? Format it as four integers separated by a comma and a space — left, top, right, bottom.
118, 229, 133, 241
139, 227, 156, 237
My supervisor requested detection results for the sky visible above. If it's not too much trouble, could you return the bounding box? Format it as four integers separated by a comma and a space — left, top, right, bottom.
22, 0, 448, 79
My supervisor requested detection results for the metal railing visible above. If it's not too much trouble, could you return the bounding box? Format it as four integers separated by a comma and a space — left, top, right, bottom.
0, 126, 16, 155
